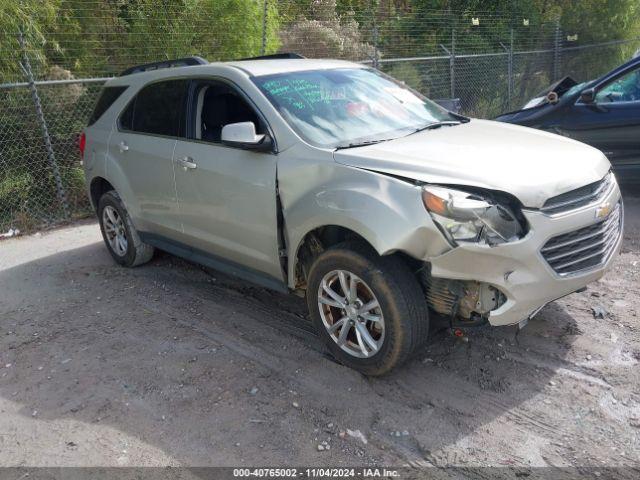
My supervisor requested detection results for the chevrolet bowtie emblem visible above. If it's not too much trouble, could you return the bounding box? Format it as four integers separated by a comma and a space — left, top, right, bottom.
595, 202, 612, 219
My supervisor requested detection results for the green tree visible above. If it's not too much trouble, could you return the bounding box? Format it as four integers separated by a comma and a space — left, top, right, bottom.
279, 0, 374, 60
0, 0, 59, 81
1, 0, 281, 80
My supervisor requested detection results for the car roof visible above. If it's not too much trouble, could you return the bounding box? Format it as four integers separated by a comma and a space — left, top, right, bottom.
105, 58, 366, 87
225, 58, 365, 76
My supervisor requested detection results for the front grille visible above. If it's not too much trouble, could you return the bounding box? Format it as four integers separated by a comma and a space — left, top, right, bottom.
541, 202, 622, 275
541, 172, 614, 215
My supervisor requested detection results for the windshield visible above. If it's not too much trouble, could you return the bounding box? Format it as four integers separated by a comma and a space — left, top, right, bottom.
252, 68, 460, 149
519, 81, 589, 111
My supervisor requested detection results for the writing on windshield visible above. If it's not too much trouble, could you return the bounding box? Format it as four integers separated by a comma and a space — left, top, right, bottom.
254, 68, 456, 148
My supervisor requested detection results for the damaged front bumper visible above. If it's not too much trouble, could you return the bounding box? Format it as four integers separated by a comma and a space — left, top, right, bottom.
426, 185, 623, 327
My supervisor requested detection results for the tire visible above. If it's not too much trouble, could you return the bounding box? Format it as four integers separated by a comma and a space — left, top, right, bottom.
306, 241, 429, 376
97, 190, 154, 267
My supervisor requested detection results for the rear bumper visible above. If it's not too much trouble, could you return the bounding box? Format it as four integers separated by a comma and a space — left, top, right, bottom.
428, 184, 623, 326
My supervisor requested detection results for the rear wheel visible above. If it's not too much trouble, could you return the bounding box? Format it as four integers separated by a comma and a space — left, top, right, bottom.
306, 242, 428, 376
98, 191, 154, 267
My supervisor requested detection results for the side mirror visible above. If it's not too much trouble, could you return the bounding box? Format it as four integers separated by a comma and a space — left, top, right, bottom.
580, 87, 596, 104
221, 122, 272, 152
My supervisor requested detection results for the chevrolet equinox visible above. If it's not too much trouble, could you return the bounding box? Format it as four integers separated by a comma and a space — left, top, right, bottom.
82, 55, 623, 375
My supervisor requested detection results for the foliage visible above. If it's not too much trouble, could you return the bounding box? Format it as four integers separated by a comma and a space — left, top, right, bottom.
1, 0, 639, 232
558, 0, 640, 44
0, 170, 33, 215
384, 61, 424, 91
1, 0, 281, 79
1, 0, 638, 80
279, 0, 374, 60
0, 0, 59, 81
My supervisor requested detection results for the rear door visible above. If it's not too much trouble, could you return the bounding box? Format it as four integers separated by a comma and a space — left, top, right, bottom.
109, 79, 188, 237
84, 86, 128, 194
171, 78, 283, 284
558, 66, 640, 180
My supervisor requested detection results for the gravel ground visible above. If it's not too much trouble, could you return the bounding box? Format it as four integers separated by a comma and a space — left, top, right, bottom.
0, 191, 639, 470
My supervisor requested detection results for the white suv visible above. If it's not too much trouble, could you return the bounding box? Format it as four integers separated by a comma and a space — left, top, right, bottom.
82, 54, 623, 375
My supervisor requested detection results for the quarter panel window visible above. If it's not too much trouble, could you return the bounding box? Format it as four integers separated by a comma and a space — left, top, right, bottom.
121, 79, 188, 136
89, 86, 127, 126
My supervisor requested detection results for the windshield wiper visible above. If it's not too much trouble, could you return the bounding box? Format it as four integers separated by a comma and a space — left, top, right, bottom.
335, 120, 466, 149
335, 138, 396, 150
408, 120, 463, 136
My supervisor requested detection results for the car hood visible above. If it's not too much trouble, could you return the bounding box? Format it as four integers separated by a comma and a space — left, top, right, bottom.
333, 119, 611, 208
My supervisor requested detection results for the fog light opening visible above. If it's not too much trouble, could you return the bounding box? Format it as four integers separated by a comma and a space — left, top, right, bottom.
420, 269, 506, 326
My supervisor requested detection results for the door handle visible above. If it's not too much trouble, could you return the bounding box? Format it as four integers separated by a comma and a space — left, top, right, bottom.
177, 156, 197, 171
118, 141, 129, 153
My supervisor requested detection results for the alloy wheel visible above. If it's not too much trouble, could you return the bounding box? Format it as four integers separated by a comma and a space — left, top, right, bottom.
102, 205, 128, 257
317, 269, 385, 358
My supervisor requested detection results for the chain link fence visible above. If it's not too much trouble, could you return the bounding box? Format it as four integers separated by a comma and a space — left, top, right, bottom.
1, 0, 639, 235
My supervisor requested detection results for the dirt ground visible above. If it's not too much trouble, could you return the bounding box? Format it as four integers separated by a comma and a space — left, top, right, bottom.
0, 191, 639, 470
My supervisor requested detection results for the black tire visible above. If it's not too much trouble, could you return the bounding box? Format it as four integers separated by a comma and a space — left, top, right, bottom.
97, 190, 154, 267
306, 241, 429, 376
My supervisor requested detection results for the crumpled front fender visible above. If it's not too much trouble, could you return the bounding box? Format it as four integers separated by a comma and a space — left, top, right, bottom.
276, 145, 451, 289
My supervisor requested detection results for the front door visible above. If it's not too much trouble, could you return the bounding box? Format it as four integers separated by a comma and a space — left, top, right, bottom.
172, 79, 283, 282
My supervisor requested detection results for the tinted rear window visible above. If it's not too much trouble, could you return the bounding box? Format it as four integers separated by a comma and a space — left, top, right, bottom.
88, 86, 127, 126
120, 80, 188, 137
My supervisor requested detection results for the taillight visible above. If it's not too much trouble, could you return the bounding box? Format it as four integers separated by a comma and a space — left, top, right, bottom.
78, 132, 86, 158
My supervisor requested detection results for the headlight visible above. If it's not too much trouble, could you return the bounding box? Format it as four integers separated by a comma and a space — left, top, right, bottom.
422, 185, 523, 245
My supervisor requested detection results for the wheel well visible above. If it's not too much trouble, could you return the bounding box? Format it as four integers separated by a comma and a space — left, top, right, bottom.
89, 177, 115, 211
292, 226, 425, 291
293, 225, 375, 290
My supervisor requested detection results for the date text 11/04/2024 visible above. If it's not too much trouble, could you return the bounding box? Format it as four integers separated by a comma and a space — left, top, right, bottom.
232, 468, 400, 478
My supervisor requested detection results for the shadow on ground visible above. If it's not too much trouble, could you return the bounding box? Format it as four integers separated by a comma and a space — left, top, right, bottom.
0, 230, 588, 467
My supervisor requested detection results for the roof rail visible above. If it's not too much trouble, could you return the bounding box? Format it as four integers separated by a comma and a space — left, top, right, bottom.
237, 53, 305, 61
119, 56, 208, 76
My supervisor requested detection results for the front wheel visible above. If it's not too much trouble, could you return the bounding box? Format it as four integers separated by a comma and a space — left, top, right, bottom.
306, 242, 428, 376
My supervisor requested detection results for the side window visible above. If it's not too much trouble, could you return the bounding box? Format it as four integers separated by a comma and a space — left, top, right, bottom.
193, 81, 264, 143
119, 79, 188, 136
88, 86, 127, 126
595, 68, 640, 103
